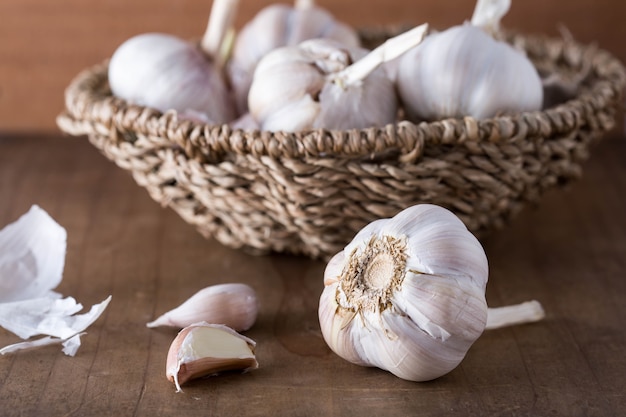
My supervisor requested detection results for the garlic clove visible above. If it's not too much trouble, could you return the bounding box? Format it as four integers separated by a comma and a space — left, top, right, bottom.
147, 283, 258, 332
166, 322, 258, 392
247, 45, 327, 123
262, 95, 321, 133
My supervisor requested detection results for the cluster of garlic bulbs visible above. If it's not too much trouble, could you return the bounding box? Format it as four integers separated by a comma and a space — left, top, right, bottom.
318, 204, 545, 381
248, 24, 428, 132
244, 0, 543, 131
107, 0, 545, 131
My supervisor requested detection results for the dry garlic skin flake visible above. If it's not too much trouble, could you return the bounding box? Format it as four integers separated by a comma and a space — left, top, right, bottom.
166, 323, 257, 392
318, 204, 489, 381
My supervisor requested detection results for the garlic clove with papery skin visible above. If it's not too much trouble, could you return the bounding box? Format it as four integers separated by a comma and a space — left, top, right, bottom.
147, 283, 257, 331
108, 0, 238, 124
166, 322, 258, 392
319, 204, 544, 382
227, 0, 360, 114
396, 0, 543, 122
147, 283, 258, 332
248, 24, 429, 132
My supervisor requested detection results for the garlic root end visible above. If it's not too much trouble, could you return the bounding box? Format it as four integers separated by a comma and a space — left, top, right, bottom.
485, 300, 545, 330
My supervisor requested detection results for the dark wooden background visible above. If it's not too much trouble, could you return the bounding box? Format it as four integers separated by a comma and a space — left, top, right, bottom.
0, 1, 625, 416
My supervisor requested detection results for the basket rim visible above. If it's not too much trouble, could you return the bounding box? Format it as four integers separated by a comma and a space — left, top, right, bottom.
57, 29, 626, 163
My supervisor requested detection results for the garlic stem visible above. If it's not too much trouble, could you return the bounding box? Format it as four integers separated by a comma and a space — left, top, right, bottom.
470, 0, 511, 34
295, 0, 315, 9
335, 23, 429, 87
201, 0, 240, 68
485, 300, 545, 330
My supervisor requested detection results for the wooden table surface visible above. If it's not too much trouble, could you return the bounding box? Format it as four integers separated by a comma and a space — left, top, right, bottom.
1, 0, 626, 416
0, 130, 625, 416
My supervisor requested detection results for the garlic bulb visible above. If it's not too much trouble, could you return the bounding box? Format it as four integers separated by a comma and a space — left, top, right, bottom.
108, 0, 238, 123
318, 204, 544, 381
227, 0, 360, 113
166, 322, 257, 392
396, 0, 543, 121
248, 24, 428, 132
147, 283, 258, 332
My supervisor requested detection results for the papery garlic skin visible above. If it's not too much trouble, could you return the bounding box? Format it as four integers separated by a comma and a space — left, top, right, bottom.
227, 1, 360, 113
147, 283, 258, 332
248, 39, 395, 132
318, 204, 489, 381
396, 22, 543, 121
108, 33, 236, 124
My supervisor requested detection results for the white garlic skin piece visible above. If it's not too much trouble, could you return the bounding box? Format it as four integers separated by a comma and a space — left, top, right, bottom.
396, 23, 543, 121
108, 33, 236, 123
227, 2, 360, 113
147, 283, 258, 332
248, 39, 397, 132
318, 204, 489, 381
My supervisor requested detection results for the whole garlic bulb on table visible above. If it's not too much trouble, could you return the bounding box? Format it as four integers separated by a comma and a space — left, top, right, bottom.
396, 0, 543, 121
318, 204, 544, 381
108, 0, 238, 124
248, 24, 429, 132
227, 0, 360, 113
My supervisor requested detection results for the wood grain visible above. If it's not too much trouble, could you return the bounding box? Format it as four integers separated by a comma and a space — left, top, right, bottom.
0, 0, 625, 132
0, 131, 625, 416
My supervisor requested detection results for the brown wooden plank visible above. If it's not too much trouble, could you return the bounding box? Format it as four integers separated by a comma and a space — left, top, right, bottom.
0, 132, 624, 415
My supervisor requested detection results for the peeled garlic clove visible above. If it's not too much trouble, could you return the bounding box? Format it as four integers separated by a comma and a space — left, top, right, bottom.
227, 0, 360, 113
108, 0, 237, 123
248, 24, 428, 132
166, 322, 258, 392
147, 283, 258, 332
397, 0, 543, 121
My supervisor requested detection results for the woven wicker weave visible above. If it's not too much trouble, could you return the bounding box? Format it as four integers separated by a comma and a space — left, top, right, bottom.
57, 29, 625, 259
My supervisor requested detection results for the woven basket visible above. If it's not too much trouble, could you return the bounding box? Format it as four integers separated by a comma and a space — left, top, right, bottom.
57, 28, 625, 259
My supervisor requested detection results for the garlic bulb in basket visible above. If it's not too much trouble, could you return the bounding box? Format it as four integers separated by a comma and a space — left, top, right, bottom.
108, 0, 238, 123
248, 24, 429, 132
396, 0, 543, 121
227, 0, 360, 113
318, 204, 545, 381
